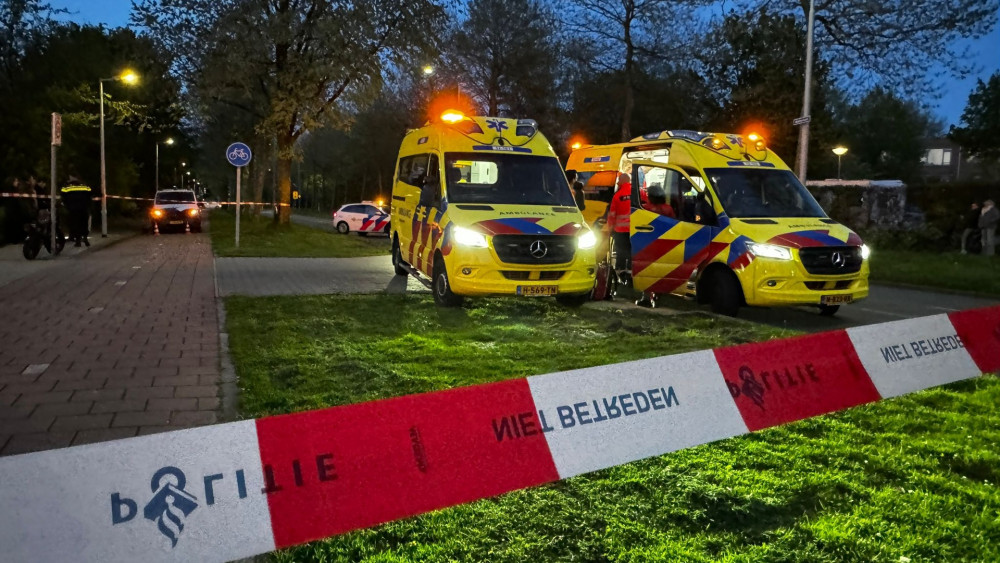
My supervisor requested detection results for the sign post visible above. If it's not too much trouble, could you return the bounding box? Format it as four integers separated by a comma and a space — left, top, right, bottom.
226, 142, 252, 247
50, 113, 61, 255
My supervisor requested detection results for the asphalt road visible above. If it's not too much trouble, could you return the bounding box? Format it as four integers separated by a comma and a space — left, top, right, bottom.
239, 211, 997, 332
266, 210, 391, 238
714, 284, 997, 332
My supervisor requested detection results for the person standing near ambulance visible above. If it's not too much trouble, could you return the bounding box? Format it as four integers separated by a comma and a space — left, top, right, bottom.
607, 172, 632, 281
980, 199, 999, 256
61, 175, 92, 247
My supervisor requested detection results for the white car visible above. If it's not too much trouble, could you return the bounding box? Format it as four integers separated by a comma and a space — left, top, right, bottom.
149, 189, 202, 233
332, 202, 390, 235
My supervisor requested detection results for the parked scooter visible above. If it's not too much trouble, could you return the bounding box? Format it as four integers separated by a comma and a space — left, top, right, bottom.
23, 209, 65, 260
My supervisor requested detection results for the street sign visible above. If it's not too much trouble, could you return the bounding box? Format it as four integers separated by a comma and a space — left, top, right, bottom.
51, 113, 62, 146
792, 116, 811, 126
226, 142, 252, 167
225, 142, 252, 249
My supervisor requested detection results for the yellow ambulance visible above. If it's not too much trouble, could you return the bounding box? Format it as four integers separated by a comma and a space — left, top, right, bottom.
390, 111, 597, 307
567, 130, 870, 316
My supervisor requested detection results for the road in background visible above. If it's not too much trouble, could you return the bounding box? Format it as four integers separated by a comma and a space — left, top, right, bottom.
721, 284, 997, 332
216, 255, 425, 297
215, 250, 997, 331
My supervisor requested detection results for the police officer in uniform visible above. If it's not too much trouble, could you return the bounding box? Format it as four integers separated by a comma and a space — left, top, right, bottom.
61, 176, 92, 247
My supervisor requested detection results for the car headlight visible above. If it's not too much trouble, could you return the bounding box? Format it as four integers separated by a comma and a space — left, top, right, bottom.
577, 229, 597, 249
861, 244, 871, 260
151, 209, 163, 218
453, 226, 488, 248
747, 242, 792, 260
187, 208, 200, 217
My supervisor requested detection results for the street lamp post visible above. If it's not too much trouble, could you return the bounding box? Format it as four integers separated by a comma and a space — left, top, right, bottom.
155, 137, 174, 192
832, 146, 848, 180
99, 69, 138, 237
795, 0, 816, 183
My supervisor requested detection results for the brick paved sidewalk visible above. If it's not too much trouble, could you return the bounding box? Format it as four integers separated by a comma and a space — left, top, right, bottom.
0, 232, 221, 455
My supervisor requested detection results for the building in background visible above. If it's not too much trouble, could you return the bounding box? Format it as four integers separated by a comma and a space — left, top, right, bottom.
919, 138, 992, 182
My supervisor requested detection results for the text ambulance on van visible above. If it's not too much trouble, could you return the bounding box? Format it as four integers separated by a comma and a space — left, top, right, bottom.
390, 111, 597, 307
568, 130, 870, 316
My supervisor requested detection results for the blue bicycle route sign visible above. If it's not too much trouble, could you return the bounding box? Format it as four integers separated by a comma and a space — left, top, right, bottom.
226, 142, 252, 167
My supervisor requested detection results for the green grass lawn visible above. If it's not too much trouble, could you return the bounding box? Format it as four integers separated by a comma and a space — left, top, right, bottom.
208, 210, 389, 258
225, 295, 1000, 562
869, 249, 1000, 296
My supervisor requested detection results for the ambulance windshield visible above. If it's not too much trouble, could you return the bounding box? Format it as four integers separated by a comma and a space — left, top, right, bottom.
706, 168, 826, 218
444, 153, 576, 206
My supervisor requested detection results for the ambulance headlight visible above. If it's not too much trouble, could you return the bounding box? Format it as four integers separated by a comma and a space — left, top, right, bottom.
453, 226, 488, 248
861, 244, 871, 260
747, 242, 792, 260
577, 230, 597, 250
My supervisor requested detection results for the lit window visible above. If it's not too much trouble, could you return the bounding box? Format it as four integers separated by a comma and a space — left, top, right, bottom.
926, 149, 944, 166
942, 149, 952, 166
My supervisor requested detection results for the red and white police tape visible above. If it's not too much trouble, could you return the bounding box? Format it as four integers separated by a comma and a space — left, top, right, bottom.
1, 305, 998, 561
0, 192, 289, 205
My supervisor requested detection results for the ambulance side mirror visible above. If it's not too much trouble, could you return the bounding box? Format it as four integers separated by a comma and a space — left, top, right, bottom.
697, 191, 718, 226
419, 177, 440, 208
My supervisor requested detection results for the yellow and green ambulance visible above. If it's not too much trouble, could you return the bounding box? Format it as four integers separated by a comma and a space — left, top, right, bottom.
567, 130, 870, 316
390, 111, 597, 307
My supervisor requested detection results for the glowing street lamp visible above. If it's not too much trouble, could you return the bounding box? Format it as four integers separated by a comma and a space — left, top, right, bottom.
422, 65, 435, 76
99, 68, 139, 237
832, 146, 849, 180
156, 137, 174, 192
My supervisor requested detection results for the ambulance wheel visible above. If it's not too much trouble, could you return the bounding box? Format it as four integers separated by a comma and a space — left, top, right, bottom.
433, 256, 463, 307
556, 292, 589, 307
709, 270, 742, 317
336, 221, 349, 234
818, 305, 840, 317
391, 236, 408, 276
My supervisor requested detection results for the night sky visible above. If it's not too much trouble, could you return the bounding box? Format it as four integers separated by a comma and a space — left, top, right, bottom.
49, 0, 1000, 128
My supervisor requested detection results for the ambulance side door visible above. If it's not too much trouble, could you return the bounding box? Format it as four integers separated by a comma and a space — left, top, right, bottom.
630, 164, 719, 295
393, 153, 429, 265
414, 153, 443, 277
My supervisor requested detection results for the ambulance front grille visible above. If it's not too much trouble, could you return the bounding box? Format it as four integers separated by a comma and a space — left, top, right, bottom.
798, 246, 863, 275
501, 270, 565, 281
493, 235, 576, 265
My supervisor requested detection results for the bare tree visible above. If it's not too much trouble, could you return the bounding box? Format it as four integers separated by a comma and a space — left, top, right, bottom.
561, 0, 712, 141
133, 0, 445, 224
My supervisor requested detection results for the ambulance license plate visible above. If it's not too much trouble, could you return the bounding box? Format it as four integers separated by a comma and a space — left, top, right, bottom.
169, 220, 183, 225
517, 285, 558, 296
821, 294, 852, 305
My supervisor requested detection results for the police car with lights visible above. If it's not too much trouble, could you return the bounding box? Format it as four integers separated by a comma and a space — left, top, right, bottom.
332, 201, 391, 235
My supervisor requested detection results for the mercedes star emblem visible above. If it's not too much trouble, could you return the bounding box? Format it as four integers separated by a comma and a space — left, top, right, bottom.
529, 240, 548, 259
830, 251, 845, 267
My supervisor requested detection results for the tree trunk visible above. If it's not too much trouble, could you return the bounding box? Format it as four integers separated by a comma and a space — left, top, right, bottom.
250, 152, 266, 217
275, 131, 294, 225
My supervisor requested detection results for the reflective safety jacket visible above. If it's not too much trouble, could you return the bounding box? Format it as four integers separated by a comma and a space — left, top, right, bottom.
60, 184, 92, 194
60, 184, 92, 211
608, 182, 631, 233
